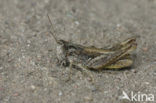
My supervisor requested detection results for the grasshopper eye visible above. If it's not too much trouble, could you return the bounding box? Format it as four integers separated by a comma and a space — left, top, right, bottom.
57, 40, 66, 46
57, 40, 63, 45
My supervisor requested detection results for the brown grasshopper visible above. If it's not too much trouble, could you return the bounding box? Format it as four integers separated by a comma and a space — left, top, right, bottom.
47, 15, 137, 71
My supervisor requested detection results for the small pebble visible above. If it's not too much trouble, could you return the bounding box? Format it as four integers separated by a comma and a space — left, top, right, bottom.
0, 67, 3, 70
74, 85, 78, 88
0, 88, 4, 91
142, 47, 148, 52
84, 96, 93, 102
87, 77, 93, 82
75, 21, 79, 25
31, 85, 36, 90
59, 91, 63, 96
153, 71, 156, 76
131, 69, 137, 73
117, 24, 121, 28
144, 82, 150, 85
13, 92, 19, 96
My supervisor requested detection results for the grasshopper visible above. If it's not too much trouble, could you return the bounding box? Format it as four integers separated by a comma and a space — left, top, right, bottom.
47, 15, 137, 71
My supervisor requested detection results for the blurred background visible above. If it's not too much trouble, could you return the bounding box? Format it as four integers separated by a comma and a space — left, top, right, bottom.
0, 0, 156, 103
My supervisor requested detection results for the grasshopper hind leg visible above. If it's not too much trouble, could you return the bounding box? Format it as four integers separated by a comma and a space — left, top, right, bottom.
105, 54, 134, 69
105, 59, 133, 69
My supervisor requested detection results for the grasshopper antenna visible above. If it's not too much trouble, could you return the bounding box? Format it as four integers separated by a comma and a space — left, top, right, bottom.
47, 14, 59, 43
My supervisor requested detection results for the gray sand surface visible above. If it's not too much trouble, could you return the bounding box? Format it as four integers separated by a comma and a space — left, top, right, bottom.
0, 0, 156, 103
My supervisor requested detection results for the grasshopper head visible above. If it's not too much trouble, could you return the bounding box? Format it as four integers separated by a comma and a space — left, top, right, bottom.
56, 41, 66, 61
47, 14, 69, 65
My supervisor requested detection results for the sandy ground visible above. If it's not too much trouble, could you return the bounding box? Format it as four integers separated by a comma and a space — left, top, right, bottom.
0, 0, 156, 103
